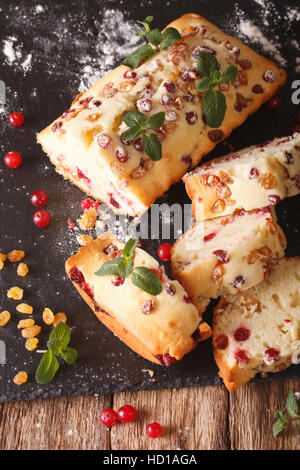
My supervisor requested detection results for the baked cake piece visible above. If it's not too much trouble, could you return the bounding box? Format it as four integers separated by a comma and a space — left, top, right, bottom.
213, 258, 300, 391
37, 13, 286, 216
171, 207, 286, 304
184, 133, 300, 221
65, 232, 211, 365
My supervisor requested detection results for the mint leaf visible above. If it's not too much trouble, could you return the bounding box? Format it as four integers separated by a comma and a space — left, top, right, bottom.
197, 52, 219, 78
36, 350, 59, 384
123, 44, 155, 68
142, 133, 162, 161
286, 390, 299, 418
137, 16, 153, 32
145, 29, 163, 46
147, 112, 165, 130
61, 347, 78, 365
131, 267, 162, 295
47, 322, 71, 356
94, 258, 123, 277
196, 77, 215, 92
123, 238, 139, 260
123, 126, 143, 141
122, 111, 148, 129
118, 259, 134, 278
273, 416, 288, 437
219, 65, 238, 84
203, 89, 226, 128
160, 27, 182, 48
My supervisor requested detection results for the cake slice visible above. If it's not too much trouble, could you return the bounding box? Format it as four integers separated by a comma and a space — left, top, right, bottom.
213, 258, 300, 391
184, 133, 300, 221
171, 207, 286, 304
65, 232, 211, 365
37, 13, 286, 216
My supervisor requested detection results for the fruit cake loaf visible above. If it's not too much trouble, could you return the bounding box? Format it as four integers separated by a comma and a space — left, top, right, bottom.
184, 133, 300, 221
37, 13, 286, 216
65, 232, 211, 366
213, 258, 300, 391
171, 207, 286, 304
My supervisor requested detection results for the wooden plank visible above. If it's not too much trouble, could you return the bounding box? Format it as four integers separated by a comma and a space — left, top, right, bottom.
229, 379, 300, 450
111, 386, 229, 450
0, 394, 111, 450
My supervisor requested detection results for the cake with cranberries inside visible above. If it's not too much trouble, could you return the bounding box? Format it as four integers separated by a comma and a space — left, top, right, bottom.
37, 13, 286, 216
213, 258, 300, 391
171, 207, 286, 304
184, 133, 300, 221
65, 232, 211, 365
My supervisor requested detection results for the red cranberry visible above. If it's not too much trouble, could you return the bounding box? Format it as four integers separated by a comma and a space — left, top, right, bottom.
70, 267, 85, 284
292, 173, 300, 190
268, 194, 281, 205
77, 168, 90, 182
147, 422, 162, 438
103, 244, 118, 256
9, 111, 24, 127
111, 276, 125, 287
120, 132, 133, 146
232, 275, 245, 289
214, 334, 229, 350
97, 133, 112, 149
186, 111, 198, 125
284, 151, 294, 164
81, 198, 92, 211
252, 85, 264, 94
160, 94, 174, 107
181, 155, 192, 167
109, 195, 120, 209
284, 318, 291, 323
183, 92, 193, 102
204, 232, 216, 242
123, 70, 137, 79
30, 190, 48, 208
141, 299, 154, 315
208, 130, 224, 142
68, 218, 75, 229
249, 167, 259, 179
291, 123, 300, 134
234, 327, 250, 342
156, 353, 177, 366
165, 111, 179, 122
136, 98, 152, 113
115, 146, 129, 163
265, 96, 281, 110
165, 283, 176, 296
100, 408, 118, 427
192, 45, 216, 58
118, 405, 137, 423
213, 250, 228, 264
33, 210, 50, 228
162, 80, 176, 93
183, 295, 192, 304
238, 59, 252, 70
263, 70, 276, 83
51, 121, 63, 132
264, 348, 280, 362
180, 68, 195, 81
133, 138, 143, 152
234, 349, 250, 364
82, 282, 94, 298
4, 151, 22, 168
158, 243, 172, 261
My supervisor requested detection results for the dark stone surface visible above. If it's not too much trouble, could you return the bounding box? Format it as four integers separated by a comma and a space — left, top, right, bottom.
0, 0, 299, 402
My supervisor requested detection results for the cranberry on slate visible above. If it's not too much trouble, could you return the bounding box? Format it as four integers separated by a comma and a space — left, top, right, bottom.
9, 111, 24, 127
234, 327, 250, 342
100, 408, 119, 427
4, 151, 22, 168
214, 334, 229, 350
33, 210, 50, 228
158, 243, 172, 261
265, 96, 281, 110
147, 422, 162, 438
30, 190, 48, 208
118, 405, 137, 423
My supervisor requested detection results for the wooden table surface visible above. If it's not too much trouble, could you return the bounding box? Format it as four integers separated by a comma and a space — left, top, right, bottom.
1, 378, 299, 450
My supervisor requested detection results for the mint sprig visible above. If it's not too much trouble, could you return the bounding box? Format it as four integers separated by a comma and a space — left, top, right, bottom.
95, 238, 162, 296
273, 390, 300, 437
196, 52, 238, 128
123, 16, 182, 68
35, 322, 78, 384
122, 111, 164, 161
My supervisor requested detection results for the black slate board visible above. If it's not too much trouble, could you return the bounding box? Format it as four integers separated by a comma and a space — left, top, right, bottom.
0, 0, 299, 402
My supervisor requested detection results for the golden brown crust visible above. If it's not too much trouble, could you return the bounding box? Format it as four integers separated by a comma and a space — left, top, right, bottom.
37, 13, 286, 215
